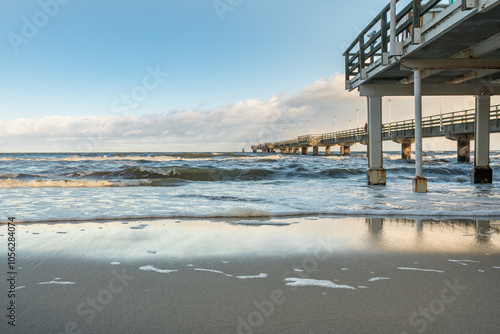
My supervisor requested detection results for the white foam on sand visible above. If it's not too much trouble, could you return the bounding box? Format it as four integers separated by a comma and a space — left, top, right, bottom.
139, 265, 178, 274
208, 208, 272, 218
194, 268, 233, 277
236, 273, 268, 279
341, 268, 349, 271
368, 277, 390, 282
493, 266, 500, 269
284, 278, 356, 290
235, 220, 297, 226
111, 262, 120, 265
448, 259, 479, 266
38, 281, 75, 285
397, 267, 445, 273
293, 269, 304, 272
478, 270, 485, 272
358, 286, 369, 289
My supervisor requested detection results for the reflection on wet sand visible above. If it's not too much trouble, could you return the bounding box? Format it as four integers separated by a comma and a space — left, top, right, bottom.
365, 218, 498, 252
6, 217, 500, 260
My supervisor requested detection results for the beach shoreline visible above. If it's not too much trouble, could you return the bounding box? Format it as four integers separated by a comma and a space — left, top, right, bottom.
1, 217, 500, 333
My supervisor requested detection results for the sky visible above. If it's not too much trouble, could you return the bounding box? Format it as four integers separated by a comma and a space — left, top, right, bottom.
0, 0, 498, 152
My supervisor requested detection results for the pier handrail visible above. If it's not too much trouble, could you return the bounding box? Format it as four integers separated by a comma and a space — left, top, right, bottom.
257, 104, 500, 150
344, 0, 443, 90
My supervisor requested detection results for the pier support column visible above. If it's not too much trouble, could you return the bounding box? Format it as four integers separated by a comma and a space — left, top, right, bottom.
253, 149, 257, 153
472, 95, 492, 183
294, 148, 299, 155
301, 147, 308, 155
341, 146, 351, 156
457, 137, 471, 163
325, 146, 331, 156
402, 142, 412, 160
313, 146, 319, 156
413, 70, 427, 193
367, 96, 386, 185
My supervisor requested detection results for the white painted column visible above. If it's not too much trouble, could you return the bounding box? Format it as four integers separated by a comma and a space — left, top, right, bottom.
367, 96, 386, 185
413, 70, 427, 192
472, 95, 492, 183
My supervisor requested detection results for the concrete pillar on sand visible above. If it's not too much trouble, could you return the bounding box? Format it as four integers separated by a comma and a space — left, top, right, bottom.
325, 146, 331, 156
366, 96, 386, 185
472, 95, 492, 184
413, 69, 427, 193
457, 137, 471, 163
302, 147, 308, 155
313, 146, 319, 156
340, 146, 351, 156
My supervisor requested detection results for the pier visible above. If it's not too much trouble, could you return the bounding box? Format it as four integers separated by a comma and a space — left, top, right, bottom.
252, 104, 500, 162
254, 0, 500, 192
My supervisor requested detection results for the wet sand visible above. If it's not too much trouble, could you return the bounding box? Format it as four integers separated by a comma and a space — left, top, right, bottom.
1, 217, 500, 333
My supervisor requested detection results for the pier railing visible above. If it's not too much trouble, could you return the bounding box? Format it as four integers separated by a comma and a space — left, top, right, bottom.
255, 104, 500, 150
344, 0, 444, 90
383, 104, 500, 134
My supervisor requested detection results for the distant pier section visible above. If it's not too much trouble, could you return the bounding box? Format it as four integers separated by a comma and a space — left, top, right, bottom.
252, 105, 500, 161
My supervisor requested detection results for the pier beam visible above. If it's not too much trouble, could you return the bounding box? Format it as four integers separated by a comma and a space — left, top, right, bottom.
366, 96, 386, 185
313, 146, 319, 156
413, 70, 427, 193
340, 146, 351, 156
301, 147, 308, 155
457, 137, 471, 163
325, 146, 331, 156
472, 95, 492, 183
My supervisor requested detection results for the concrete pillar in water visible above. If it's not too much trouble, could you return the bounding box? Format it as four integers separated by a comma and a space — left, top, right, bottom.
413, 69, 427, 193
457, 137, 471, 163
402, 143, 411, 160
472, 95, 492, 183
313, 146, 319, 156
302, 147, 308, 155
366, 96, 386, 185
253, 149, 257, 153
242, 149, 245, 153
294, 148, 299, 155
340, 146, 351, 156
325, 146, 331, 156
394, 138, 414, 160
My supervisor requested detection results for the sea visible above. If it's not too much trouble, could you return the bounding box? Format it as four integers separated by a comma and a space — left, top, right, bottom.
1, 151, 499, 222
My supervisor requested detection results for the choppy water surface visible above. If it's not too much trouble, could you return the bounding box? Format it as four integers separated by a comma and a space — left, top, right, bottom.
0, 151, 499, 221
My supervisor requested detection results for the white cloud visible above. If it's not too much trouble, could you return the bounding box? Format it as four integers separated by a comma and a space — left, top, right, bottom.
1, 74, 499, 152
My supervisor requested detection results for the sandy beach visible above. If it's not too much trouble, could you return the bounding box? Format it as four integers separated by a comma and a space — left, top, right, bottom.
1, 217, 500, 333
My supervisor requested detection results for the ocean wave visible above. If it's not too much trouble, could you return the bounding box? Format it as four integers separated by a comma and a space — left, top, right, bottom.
0, 179, 128, 188
109, 166, 277, 181
0, 153, 283, 163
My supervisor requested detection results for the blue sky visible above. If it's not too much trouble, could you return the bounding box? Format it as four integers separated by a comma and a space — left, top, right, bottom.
2, 0, 386, 117
0, 0, 497, 152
